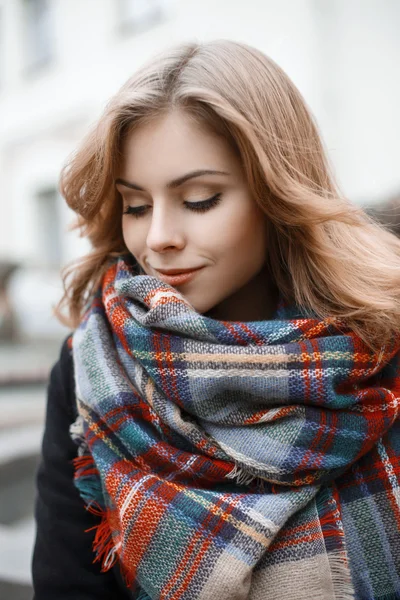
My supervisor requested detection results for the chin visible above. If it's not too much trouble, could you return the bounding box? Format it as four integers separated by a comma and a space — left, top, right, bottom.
197, 301, 220, 317
184, 296, 214, 315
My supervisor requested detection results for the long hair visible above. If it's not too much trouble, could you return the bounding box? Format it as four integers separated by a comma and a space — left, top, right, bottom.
57, 39, 400, 350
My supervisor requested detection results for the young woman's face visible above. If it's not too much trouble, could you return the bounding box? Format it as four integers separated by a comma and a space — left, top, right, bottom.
117, 109, 270, 319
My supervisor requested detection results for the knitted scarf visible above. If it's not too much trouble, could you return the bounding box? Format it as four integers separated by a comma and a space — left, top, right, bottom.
71, 256, 400, 600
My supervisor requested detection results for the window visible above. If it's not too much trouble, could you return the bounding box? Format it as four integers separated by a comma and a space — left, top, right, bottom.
35, 187, 62, 267
23, 0, 53, 71
118, 0, 164, 32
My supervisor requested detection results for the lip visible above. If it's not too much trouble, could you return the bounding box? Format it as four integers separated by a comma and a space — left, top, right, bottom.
154, 267, 205, 275
154, 266, 205, 286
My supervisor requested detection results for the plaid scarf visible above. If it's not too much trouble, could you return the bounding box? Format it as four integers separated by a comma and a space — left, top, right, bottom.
71, 256, 400, 600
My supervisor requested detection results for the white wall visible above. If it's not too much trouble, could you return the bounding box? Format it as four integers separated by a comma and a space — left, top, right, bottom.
312, 0, 400, 203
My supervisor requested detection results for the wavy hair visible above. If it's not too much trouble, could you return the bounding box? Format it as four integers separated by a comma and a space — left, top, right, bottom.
57, 39, 400, 350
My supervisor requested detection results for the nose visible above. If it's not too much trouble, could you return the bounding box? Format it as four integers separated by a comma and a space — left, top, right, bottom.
146, 202, 185, 253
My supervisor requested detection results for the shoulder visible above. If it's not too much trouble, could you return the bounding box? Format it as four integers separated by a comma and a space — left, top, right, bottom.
47, 333, 76, 422
59, 332, 74, 372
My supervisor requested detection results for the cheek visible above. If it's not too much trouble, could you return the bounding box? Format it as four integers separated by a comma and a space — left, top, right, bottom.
122, 221, 143, 256
214, 203, 266, 257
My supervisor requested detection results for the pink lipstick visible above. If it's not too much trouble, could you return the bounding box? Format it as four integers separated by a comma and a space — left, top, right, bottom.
154, 267, 204, 286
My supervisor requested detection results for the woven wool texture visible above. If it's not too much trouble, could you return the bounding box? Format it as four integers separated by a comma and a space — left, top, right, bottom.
71, 256, 400, 600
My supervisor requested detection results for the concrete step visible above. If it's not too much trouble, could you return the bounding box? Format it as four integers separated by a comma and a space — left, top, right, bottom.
0, 517, 35, 585
0, 339, 63, 386
0, 580, 32, 600
0, 424, 44, 589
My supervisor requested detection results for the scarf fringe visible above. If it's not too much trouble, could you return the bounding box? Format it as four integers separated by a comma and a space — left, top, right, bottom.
70, 413, 87, 449
319, 508, 345, 539
86, 508, 119, 572
326, 551, 355, 599
316, 488, 355, 598
87, 505, 140, 592
226, 462, 263, 487
86, 501, 152, 600
73, 454, 119, 573
73, 454, 105, 507
74, 453, 100, 478
225, 462, 271, 493
73, 453, 144, 593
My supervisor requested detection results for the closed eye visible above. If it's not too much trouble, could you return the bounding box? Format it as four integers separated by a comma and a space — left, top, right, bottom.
123, 193, 222, 218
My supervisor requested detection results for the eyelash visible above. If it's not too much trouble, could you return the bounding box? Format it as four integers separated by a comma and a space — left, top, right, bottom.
122, 193, 222, 218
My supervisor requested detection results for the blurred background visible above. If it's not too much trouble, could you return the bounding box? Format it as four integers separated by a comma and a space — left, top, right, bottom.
0, 0, 399, 597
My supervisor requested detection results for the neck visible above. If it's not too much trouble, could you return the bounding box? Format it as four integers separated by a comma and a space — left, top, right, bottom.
204, 265, 278, 322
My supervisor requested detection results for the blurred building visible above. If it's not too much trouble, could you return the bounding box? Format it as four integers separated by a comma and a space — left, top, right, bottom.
367, 190, 400, 236
0, 0, 399, 340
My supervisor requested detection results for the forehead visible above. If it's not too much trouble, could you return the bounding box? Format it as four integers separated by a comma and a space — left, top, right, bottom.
118, 109, 242, 182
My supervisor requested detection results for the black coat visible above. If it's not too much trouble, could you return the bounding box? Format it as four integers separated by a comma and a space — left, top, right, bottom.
32, 337, 132, 599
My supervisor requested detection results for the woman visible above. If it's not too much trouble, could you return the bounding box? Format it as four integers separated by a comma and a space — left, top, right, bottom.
32, 40, 400, 600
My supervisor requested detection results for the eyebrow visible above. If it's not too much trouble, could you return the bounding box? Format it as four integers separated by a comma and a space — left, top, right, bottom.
115, 169, 230, 191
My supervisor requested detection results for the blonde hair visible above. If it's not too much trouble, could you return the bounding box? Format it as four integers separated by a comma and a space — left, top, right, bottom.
57, 39, 400, 350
